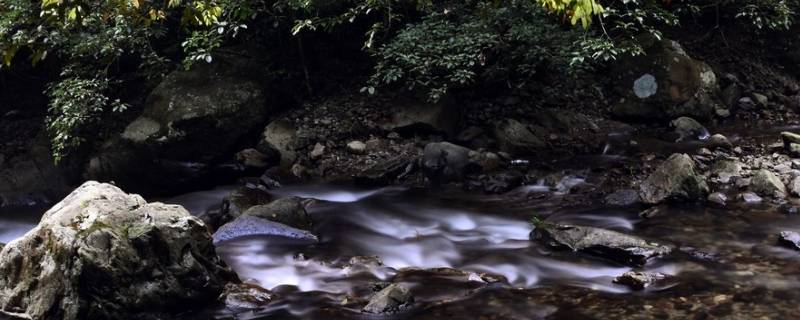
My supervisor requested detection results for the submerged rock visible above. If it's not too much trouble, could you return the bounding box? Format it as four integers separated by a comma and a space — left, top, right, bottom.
212, 215, 318, 245
613, 271, 670, 290
778, 231, 800, 251
750, 169, 787, 198
0, 181, 234, 320
362, 283, 413, 314
242, 196, 314, 230
530, 223, 672, 267
639, 153, 709, 204
201, 185, 274, 231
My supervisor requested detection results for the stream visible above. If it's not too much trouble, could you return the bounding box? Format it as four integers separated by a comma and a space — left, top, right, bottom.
3, 129, 800, 319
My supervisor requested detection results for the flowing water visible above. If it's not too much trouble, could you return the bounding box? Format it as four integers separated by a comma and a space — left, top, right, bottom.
154, 182, 800, 319
3, 127, 800, 319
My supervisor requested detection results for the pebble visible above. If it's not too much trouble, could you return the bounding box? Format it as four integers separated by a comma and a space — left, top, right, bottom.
347, 141, 367, 155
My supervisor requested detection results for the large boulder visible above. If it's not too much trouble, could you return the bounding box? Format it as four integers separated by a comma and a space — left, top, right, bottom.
422, 142, 480, 183
639, 153, 709, 204
610, 38, 721, 120
493, 119, 545, 155
0, 181, 235, 320
87, 53, 273, 194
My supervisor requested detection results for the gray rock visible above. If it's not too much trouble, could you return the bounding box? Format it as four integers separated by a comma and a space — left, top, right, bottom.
213, 215, 318, 245
235, 148, 273, 169
707, 134, 732, 149
781, 132, 800, 156
222, 283, 274, 310
347, 141, 367, 155
779, 231, 800, 251
493, 119, 545, 155
739, 192, 763, 203
604, 189, 642, 207
242, 197, 314, 230
354, 155, 417, 186
750, 169, 787, 198
739, 97, 756, 110
711, 159, 743, 184
309, 143, 325, 160
362, 284, 413, 314
613, 271, 669, 290
423, 142, 479, 183
610, 38, 720, 120
721, 84, 742, 108
791, 176, 800, 197
530, 223, 672, 267
639, 154, 709, 204
671, 117, 709, 141
707, 192, 728, 206
260, 119, 299, 168
0, 181, 234, 320
752, 93, 769, 107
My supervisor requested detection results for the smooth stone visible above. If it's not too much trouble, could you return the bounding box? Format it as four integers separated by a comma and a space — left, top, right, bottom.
750, 169, 787, 198
708, 192, 728, 206
347, 141, 367, 155
212, 215, 319, 245
739, 192, 763, 203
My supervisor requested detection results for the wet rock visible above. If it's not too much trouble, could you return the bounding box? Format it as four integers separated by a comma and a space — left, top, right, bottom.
493, 119, 545, 155
213, 215, 318, 245
613, 271, 669, 290
721, 84, 742, 108
708, 192, 728, 206
604, 189, 642, 207
610, 38, 720, 120
309, 142, 325, 160
790, 176, 800, 197
242, 197, 314, 230
222, 283, 274, 310
778, 231, 800, 250
480, 171, 524, 194
362, 283, 413, 314
530, 223, 672, 267
671, 117, 708, 141
380, 97, 459, 136
0, 181, 234, 320
235, 148, 274, 169
347, 140, 367, 155
354, 155, 417, 186
423, 142, 479, 183
739, 97, 756, 110
259, 119, 299, 168
781, 132, 800, 156
752, 92, 769, 107
708, 134, 732, 149
739, 192, 763, 203
218, 185, 273, 223
639, 153, 709, 204
711, 159, 743, 184
750, 169, 787, 198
